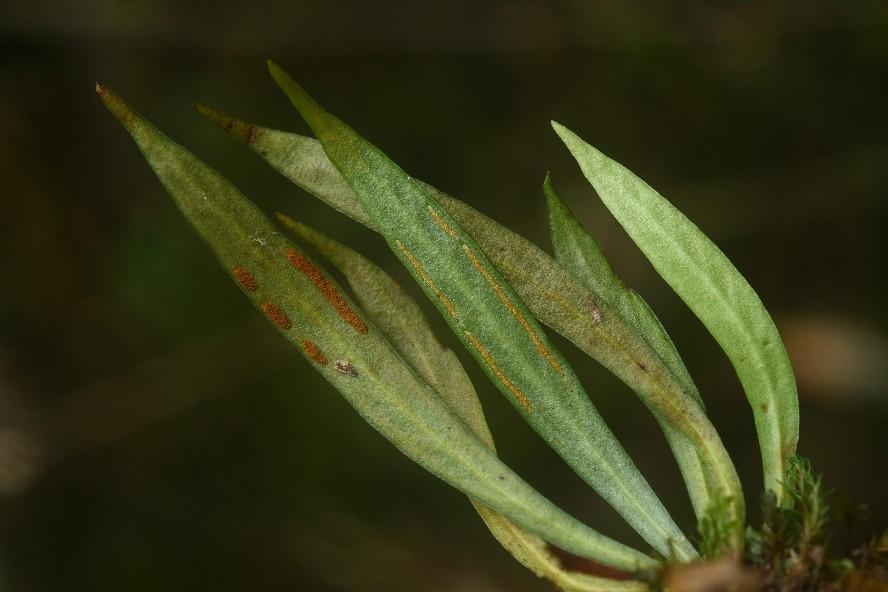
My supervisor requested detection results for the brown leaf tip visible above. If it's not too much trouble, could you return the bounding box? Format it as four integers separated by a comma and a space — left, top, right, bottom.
95, 83, 136, 129
334, 360, 358, 377
232, 265, 259, 291
285, 248, 368, 335
301, 340, 328, 366
260, 302, 292, 330
193, 103, 259, 144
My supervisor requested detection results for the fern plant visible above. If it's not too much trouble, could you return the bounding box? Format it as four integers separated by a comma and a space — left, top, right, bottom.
96, 62, 882, 591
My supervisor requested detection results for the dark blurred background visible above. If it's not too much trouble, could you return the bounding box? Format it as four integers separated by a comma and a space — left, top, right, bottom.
1, 1, 886, 590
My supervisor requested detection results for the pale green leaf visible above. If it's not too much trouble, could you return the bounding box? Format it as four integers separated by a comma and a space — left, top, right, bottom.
195, 100, 749, 558
194, 99, 747, 559
97, 84, 658, 573
552, 121, 799, 502
277, 214, 492, 447
545, 176, 744, 550
544, 175, 701, 405
473, 506, 651, 592
267, 61, 697, 561
189, 107, 717, 457
280, 216, 650, 591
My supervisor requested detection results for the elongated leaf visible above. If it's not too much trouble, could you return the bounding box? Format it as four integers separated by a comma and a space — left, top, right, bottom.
97, 84, 658, 573
545, 176, 744, 549
545, 175, 701, 406
190, 105, 705, 410
195, 100, 751, 555
281, 216, 649, 591
278, 215, 493, 447
622, 293, 716, 525
552, 122, 799, 502
267, 61, 696, 561
468, 510, 651, 592
190, 107, 728, 462
194, 100, 750, 557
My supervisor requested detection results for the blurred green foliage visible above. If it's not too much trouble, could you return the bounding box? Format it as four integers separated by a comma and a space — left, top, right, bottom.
1, 1, 886, 590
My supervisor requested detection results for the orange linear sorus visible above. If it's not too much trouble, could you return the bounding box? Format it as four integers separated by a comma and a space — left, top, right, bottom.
286, 249, 368, 335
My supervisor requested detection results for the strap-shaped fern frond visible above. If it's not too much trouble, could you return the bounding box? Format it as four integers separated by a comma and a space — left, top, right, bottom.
96, 84, 658, 574
545, 175, 744, 552
552, 122, 799, 504
267, 61, 696, 560
279, 216, 651, 591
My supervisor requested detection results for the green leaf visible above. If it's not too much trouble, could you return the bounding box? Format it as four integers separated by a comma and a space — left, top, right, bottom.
195, 98, 753, 559
96, 84, 658, 573
545, 175, 745, 550
190, 107, 730, 481
267, 61, 696, 561
471, 508, 651, 592
545, 174, 701, 405
280, 215, 650, 591
552, 121, 799, 502
194, 97, 754, 559
277, 215, 493, 447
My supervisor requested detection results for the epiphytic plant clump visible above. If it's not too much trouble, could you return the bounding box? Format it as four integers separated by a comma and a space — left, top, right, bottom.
97, 63, 885, 591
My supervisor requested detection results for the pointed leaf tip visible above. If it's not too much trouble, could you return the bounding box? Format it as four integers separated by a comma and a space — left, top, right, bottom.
266, 60, 292, 92
276, 212, 306, 236
551, 120, 571, 138
192, 101, 220, 123
267, 62, 327, 128
552, 123, 613, 173
193, 102, 257, 144
543, 172, 559, 204
266, 60, 296, 92
95, 83, 137, 131
542, 171, 553, 191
